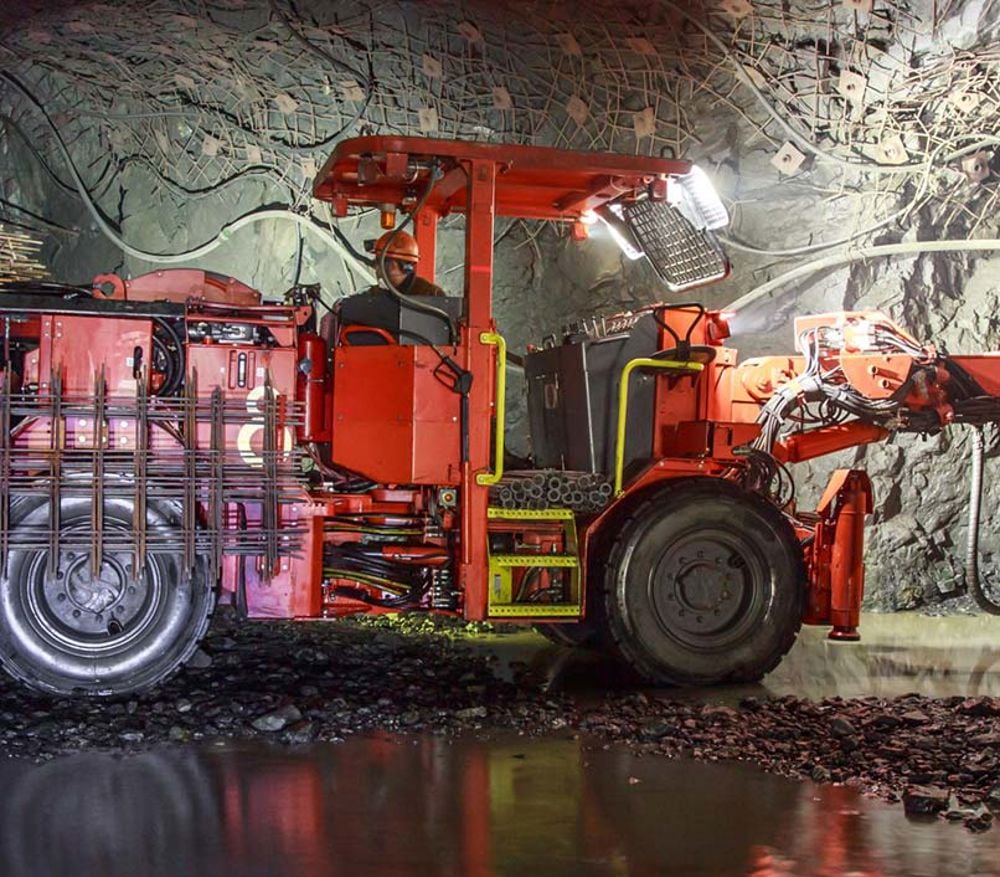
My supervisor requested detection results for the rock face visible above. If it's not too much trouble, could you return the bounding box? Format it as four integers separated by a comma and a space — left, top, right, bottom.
1, 0, 998, 607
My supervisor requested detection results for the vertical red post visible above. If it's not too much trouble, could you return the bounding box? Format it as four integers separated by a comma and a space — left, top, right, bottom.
459, 159, 496, 620
414, 208, 438, 283
828, 472, 868, 641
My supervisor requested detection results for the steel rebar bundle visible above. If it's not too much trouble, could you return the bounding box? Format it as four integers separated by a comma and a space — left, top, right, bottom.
0, 375, 307, 580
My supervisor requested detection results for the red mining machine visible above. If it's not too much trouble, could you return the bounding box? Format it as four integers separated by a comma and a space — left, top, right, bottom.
1, 136, 999, 696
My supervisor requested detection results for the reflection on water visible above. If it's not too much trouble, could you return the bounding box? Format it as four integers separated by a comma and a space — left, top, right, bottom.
0, 734, 995, 877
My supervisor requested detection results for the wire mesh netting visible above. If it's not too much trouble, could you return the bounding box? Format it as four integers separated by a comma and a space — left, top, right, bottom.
0, 0, 996, 279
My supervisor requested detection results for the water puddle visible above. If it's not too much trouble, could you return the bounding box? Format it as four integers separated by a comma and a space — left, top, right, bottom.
0, 732, 995, 877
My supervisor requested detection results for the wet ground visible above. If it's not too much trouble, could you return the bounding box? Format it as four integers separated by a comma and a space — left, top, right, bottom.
0, 612, 997, 875
0, 732, 997, 877
507, 612, 1000, 700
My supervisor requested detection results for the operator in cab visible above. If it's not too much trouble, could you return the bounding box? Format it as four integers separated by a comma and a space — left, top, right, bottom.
373, 231, 447, 297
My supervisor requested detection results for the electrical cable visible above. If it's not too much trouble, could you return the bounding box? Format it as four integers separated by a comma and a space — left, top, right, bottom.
0, 72, 377, 278
719, 134, 972, 259
268, 0, 371, 89
727, 238, 1000, 314
0, 197, 79, 235
293, 225, 304, 287
656, 0, 1000, 176
0, 113, 76, 194
263, 0, 376, 153
721, 190, 932, 258
965, 427, 1000, 614
151, 316, 185, 397
375, 162, 459, 343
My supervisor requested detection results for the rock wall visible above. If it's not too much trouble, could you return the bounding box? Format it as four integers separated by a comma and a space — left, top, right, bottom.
1, 0, 998, 609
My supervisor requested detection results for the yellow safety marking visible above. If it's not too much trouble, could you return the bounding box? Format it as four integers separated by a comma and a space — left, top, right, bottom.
487, 507, 575, 520
476, 331, 507, 487
614, 358, 704, 495
490, 554, 580, 568
487, 604, 583, 618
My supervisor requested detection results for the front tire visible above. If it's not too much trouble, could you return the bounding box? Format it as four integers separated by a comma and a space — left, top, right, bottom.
0, 494, 215, 697
604, 479, 804, 686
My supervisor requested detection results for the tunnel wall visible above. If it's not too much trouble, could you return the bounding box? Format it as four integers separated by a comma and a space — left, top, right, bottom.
1, 0, 998, 609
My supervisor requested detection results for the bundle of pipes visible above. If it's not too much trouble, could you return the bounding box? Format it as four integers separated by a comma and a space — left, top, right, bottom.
0, 224, 47, 283
490, 469, 614, 514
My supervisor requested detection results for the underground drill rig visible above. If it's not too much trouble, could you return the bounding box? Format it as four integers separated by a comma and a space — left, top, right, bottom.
0, 136, 998, 697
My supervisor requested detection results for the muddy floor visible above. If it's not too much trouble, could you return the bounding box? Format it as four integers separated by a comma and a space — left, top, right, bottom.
0, 611, 997, 835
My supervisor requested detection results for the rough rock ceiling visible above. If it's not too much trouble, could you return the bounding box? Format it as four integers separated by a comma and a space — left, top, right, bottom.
0, 0, 997, 286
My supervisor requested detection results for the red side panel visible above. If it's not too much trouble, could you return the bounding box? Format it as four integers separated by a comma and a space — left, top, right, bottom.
330, 345, 462, 485
39, 315, 151, 396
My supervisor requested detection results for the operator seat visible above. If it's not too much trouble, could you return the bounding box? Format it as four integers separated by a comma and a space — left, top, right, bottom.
330, 289, 463, 347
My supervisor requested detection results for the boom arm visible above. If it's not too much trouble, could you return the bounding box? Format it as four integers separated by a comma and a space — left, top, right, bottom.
730, 311, 1000, 461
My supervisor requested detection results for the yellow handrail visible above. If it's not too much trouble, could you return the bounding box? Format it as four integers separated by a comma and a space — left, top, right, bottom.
476, 331, 507, 486
614, 358, 704, 495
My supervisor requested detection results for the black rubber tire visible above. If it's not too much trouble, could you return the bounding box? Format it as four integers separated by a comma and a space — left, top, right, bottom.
603, 479, 805, 686
0, 494, 215, 697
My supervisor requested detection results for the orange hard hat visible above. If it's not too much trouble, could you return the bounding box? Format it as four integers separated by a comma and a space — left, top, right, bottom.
374, 230, 420, 264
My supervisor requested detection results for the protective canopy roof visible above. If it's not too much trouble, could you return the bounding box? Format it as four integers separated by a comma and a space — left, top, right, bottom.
314, 136, 692, 221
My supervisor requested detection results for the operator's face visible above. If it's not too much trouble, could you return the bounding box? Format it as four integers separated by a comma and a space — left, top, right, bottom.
385, 258, 412, 287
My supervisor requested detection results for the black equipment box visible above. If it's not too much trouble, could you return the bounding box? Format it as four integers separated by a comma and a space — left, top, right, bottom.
525, 314, 658, 475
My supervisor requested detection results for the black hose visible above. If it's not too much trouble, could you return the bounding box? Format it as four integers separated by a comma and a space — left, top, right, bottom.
151, 317, 185, 397
966, 427, 1000, 614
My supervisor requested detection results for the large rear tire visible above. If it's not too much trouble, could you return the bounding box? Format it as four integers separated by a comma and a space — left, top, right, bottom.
604, 479, 804, 686
0, 494, 215, 697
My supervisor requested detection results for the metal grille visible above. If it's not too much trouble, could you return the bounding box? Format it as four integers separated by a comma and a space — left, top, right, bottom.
624, 200, 729, 292
0, 371, 305, 582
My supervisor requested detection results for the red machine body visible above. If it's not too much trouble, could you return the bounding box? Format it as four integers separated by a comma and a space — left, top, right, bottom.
3, 136, 1000, 697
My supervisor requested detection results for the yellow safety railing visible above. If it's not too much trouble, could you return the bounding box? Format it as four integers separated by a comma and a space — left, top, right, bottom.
476, 331, 507, 486
613, 358, 705, 495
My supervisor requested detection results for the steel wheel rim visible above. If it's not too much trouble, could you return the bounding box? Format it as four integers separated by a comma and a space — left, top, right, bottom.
646, 526, 769, 651
21, 525, 164, 658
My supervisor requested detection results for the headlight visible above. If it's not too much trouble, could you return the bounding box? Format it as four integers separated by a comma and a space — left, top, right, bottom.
595, 204, 645, 261
668, 166, 729, 231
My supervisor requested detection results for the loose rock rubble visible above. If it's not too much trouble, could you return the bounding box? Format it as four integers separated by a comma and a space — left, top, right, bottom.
0, 612, 995, 832
0, 610, 567, 758
581, 691, 999, 833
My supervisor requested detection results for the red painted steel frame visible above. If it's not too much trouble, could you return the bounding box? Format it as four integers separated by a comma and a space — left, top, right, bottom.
314, 136, 692, 222
314, 137, 693, 621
